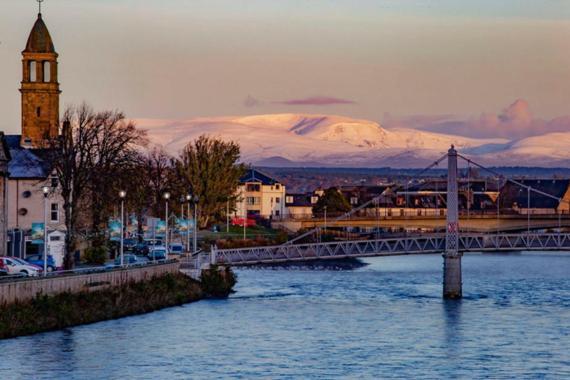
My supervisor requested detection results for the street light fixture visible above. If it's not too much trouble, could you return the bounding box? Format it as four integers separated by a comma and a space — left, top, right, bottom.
163, 192, 170, 259
119, 190, 126, 266
192, 195, 199, 253
42, 186, 50, 276
186, 194, 191, 253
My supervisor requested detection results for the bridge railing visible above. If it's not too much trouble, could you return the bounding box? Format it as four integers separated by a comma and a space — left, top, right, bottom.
213, 233, 570, 266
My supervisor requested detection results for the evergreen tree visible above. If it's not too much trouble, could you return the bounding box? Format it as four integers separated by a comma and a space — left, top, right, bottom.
313, 187, 352, 216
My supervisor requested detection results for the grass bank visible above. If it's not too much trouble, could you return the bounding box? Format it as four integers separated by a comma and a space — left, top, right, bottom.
0, 272, 203, 339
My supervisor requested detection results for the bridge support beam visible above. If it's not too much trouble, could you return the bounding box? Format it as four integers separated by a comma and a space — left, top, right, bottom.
443, 145, 462, 299
443, 255, 462, 299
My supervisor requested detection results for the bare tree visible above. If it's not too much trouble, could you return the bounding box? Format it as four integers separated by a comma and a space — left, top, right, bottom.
51, 104, 145, 268
51, 104, 98, 268
115, 148, 172, 240
88, 110, 146, 241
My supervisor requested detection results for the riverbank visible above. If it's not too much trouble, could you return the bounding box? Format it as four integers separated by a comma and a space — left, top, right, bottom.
0, 267, 237, 340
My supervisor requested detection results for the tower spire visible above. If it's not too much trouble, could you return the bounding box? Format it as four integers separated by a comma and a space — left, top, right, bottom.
21, 1, 60, 147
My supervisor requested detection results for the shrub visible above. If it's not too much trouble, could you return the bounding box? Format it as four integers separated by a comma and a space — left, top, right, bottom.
84, 246, 108, 265
200, 265, 237, 298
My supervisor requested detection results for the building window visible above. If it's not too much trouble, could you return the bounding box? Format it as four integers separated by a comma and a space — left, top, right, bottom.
22, 191, 32, 199
18, 208, 28, 216
350, 197, 358, 205
246, 197, 261, 205
29, 61, 37, 82
276, 197, 280, 204
246, 184, 261, 192
311, 196, 319, 204
43, 61, 51, 82
50, 203, 59, 222
276, 184, 281, 190
51, 176, 58, 188
286, 196, 293, 203
36, 107, 41, 117
275, 210, 280, 216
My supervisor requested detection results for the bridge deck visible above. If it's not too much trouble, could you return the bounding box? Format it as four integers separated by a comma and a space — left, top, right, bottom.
213, 233, 570, 266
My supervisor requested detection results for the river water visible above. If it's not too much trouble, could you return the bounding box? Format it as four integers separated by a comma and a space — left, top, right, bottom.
1, 252, 570, 379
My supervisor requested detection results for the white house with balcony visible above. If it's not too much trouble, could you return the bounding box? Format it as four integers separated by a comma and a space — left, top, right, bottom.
234, 169, 286, 220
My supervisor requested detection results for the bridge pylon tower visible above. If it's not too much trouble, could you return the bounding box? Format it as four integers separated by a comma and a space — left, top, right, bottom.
443, 145, 462, 299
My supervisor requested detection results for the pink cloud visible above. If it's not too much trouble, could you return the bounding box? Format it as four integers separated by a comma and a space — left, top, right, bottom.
275, 96, 356, 106
388, 99, 570, 139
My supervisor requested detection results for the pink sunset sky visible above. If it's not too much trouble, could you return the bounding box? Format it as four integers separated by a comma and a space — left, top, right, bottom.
0, 0, 569, 138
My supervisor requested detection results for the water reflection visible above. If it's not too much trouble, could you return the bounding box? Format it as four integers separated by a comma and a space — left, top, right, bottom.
0, 252, 569, 379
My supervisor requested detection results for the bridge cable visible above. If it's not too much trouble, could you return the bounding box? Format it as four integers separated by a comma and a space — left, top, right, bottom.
528, 186, 531, 235
283, 153, 449, 245
496, 176, 500, 236
458, 154, 566, 235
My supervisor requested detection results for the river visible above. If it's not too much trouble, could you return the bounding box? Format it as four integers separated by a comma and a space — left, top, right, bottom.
1, 252, 570, 379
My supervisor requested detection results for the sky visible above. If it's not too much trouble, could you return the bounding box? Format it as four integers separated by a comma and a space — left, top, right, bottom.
1, 0, 570, 137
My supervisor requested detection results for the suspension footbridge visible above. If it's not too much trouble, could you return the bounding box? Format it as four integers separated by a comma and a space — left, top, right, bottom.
202, 146, 570, 299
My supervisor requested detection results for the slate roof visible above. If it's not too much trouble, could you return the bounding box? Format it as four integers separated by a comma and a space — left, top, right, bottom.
240, 168, 280, 186
25, 14, 56, 53
404, 179, 492, 193
5, 135, 53, 179
339, 185, 392, 207
501, 179, 570, 209
285, 193, 314, 207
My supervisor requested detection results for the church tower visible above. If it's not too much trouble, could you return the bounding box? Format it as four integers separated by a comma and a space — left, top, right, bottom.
20, 11, 60, 147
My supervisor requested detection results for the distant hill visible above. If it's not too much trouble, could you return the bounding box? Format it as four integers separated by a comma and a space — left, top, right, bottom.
138, 113, 570, 168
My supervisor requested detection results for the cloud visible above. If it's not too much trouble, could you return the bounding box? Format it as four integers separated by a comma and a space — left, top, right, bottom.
274, 96, 356, 106
387, 99, 570, 139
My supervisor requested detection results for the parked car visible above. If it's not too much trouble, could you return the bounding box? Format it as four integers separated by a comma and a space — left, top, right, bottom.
25, 254, 57, 272
168, 243, 184, 255
0, 257, 41, 277
123, 238, 138, 252
0, 267, 7, 276
148, 246, 167, 261
133, 242, 150, 256
144, 238, 163, 247
113, 254, 139, 266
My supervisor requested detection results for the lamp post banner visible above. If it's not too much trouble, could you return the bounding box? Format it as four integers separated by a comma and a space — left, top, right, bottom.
31, 222, 45, 244
127, 214, 139, 235
108, 219, 121, 241
155, 220, 166, 238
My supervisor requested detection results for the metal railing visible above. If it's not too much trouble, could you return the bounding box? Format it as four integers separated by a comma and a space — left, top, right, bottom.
0, 259, 178, 284
212, 232, 570, 266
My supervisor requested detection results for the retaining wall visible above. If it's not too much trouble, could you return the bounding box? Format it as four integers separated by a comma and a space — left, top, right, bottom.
0, 262, 180, 305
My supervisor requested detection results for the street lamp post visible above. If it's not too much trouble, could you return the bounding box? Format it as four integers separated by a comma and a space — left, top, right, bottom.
193, 195, 198, 253
186, 194, 191, 253
42, 186, 50, 276
164, 192, 170, 259
119, 190, 126, 266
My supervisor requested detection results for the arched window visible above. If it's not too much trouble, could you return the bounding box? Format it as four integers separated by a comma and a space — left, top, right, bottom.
43, 61, 51, 82
29, 61, 37, 82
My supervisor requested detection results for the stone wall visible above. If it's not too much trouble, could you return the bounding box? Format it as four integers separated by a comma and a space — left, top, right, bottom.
0, 261, 179, 305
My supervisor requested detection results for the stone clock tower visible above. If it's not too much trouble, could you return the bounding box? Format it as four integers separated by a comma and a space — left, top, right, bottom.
20, 12, 60, 147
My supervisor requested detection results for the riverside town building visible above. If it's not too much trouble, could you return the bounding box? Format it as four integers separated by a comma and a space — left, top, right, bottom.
0, 11, 65, 257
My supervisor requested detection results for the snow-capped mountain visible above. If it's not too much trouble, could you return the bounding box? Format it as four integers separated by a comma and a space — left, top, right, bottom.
137, 114, 569, 167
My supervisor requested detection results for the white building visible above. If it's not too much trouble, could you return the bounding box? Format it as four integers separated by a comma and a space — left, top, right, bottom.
234, 169, 286, 220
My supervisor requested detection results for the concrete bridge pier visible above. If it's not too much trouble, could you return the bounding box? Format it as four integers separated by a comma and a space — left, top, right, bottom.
443, 145, 462, 299
443, 254, 462, 299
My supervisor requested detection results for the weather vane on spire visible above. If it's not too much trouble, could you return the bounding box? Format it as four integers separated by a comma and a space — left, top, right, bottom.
37, 0, 44, 15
